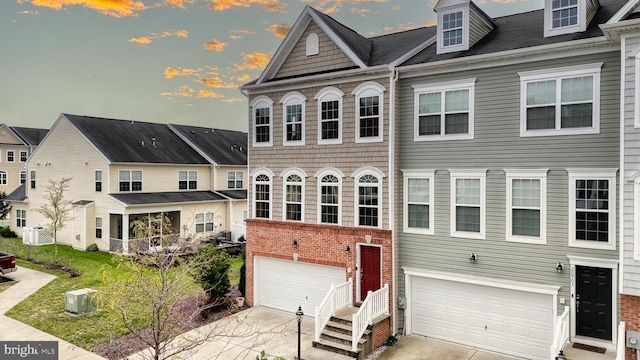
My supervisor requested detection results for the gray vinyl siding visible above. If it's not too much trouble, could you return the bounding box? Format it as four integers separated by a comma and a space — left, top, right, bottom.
468, 10, 491, 47
396, 51, 620, 327
623, 35, 640, 296
248, 77, 392, 229
275, 21, 356, 80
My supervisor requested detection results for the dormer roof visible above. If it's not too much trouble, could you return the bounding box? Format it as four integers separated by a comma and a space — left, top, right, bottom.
544, 0, 601, 37
434, 0, 495, 54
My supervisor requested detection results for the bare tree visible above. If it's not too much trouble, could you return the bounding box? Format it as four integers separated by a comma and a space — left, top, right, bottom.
35, 177, 73, 261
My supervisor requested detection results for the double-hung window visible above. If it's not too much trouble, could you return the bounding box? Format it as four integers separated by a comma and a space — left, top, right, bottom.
179, 170, 197, 190
20, 170, 26, 185
195, 213, 215, 233
520, 63, 601, 137
315, 87, 344, 144
6, 151, 14, 163
568, 169, 616, 250
355, 168, 384, 227
0, 171, 7, 186
227, 171, 243, 189
284, 172, 304, 222
443, 11, 463, 47
20, 151, 27, 163
544, 0, 585, 36
450, 169, 486, 239
16, 209, 26, 227
251, 96, 273, 147
353, 82, 385, 143
414, 79, 475, 141
281, 92, 306, 146
119, 170, 142, 192
95, 170, 102, 192
95, 217, 103, 239
403, 170, 435, 235
253, 171, 272, 219
30, 170, 35, 189
505, 169, 547, 244
318, 171, 341, 224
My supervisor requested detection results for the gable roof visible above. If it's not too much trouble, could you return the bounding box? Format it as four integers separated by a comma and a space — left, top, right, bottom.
63, 114, 210, 165
401, 0, 628, 66
216, 189, 248, 200
6, 183, 26, 202
10, 126, 48, 146
169, 124, 247, 166
253, 6, 435, 85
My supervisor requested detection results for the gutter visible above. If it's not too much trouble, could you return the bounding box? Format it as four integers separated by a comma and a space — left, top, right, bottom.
388, 65, 399, 335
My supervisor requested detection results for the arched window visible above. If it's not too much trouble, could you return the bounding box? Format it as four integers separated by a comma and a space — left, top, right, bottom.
250, 96, 274, 146
315, 87, 344, 144
282, 168, 306, 222
353, 167, 384, 228
281, 92, 306, 145
19, 170, 26, 185
252, 169, 273, 219
316, 168, 344, 225
352, 82, 385, 143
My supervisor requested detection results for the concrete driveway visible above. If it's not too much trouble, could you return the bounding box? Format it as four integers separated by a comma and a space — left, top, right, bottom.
376, 335, 522, 360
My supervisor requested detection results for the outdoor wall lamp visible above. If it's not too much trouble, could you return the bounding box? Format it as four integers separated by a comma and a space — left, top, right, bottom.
292, 240, 297, 247
469, 253, 477, 263
296, 305, 304, 360
345, 245, 350, 253
555, 350, 567, 360
556, 262, 564, 272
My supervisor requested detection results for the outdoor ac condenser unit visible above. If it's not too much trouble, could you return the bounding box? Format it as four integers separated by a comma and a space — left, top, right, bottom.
65, 288, 97, 316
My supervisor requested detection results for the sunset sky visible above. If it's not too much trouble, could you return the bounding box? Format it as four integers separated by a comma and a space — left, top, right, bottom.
2, 0, 539, 132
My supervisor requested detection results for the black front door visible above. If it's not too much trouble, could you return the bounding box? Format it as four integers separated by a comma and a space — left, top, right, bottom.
576, 266, 612, 340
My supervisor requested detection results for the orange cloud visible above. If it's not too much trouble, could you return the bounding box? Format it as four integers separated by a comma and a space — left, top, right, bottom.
351, 8, 377, 16
164, 67, 200, 79
161, 85, 195, 98
197, 90, 223, 98
207, 0, 287, 13
164, 0, 194, 7
268, 24, 291, 39
204, 39, 227, 52
231, 28, 256, 35
230, 35, 243, 39
311, 0, 387, 14
197, 77, 237, 88
17, 10, 41, 16
234, 52, 271, 71
224, 98, 244, 103
235, 74, 252, 83
18, 0, 145, 17
129, 29, 189, 44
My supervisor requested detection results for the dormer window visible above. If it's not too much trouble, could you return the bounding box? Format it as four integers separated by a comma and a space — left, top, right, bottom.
544, 0, 598, 37
443, 11, 463, 47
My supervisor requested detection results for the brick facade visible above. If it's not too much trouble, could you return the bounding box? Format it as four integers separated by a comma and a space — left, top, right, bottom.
622, 294, 640, 360
245, 218, 393, 308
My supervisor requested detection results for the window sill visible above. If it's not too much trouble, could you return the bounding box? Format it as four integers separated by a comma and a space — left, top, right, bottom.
568, 240, 616, 251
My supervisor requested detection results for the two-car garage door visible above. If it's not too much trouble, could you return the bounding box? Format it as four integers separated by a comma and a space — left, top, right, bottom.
410, 275, 554, 360
255, 257, 345, 315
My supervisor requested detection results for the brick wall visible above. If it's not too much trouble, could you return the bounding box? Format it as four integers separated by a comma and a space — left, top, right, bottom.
622, 294, 640, 360
246, 219, 393, 308
372, 317, 391, 348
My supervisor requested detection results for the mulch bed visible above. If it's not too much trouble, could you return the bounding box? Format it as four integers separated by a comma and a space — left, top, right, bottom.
91, 287, 246, 360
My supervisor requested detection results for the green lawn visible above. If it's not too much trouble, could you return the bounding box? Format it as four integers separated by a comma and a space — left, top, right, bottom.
0, 239, 244, 350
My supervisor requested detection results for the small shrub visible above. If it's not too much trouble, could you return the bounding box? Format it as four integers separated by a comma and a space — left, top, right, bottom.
190, 245, 231, 300
0, 226, 17, 238
238, 262, 246, 297
86, 244, 99, 252
224, 246, 242, 257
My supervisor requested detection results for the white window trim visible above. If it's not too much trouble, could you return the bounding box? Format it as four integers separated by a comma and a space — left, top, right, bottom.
567, 168, 617, 250
250, 96, 274, 147
95, 217, 103, 239
227, 170, 244, 189
178, 170, 197, 190
436, 8, 469, 54
631, 171, 640, 259
413, 78, 476, 141
95, 169, 103, 192
505, 169, 548, 244
281, 92, 306, 146
118, 169, 143, 192
352, 82, 385, 144
306, 33, 319, 56
19, 170, 26, 185
281, 168, 307, 222
315, 87, 344, 145
251, 168, 274, 220
544, 0, 586, 37
402, 169, 435, 235
519, 63, 602, 137
6, 150, 14, 163
635, 56, 640, 128
449, 169, 487, 240
316, 167, 344, 225
353, 167, 385, 229
0, 171, 7, 186
16, 209, 26, 228
19, 150, 27, 163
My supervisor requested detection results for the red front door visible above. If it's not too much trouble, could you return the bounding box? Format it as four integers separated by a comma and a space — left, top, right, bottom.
360, 246, 381, 300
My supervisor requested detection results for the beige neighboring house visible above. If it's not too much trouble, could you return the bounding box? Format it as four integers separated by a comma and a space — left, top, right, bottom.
6, 114, 247, 252
0, 124, 47, 196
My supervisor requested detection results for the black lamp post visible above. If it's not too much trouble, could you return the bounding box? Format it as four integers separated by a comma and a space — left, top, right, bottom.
555, 350, 567, 360
296, 305, 304, 360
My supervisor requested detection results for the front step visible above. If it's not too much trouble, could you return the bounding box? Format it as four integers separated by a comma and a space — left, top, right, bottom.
312, 311, 370, 360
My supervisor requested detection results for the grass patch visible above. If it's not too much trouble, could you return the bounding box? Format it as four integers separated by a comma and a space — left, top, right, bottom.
0, 278, 15, 293
0, 238, 245, 350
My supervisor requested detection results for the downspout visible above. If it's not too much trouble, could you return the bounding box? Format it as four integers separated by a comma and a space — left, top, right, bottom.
388, 66, 399, 335
619, 36, 625, 325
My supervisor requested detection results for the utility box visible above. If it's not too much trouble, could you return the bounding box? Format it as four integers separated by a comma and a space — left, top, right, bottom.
65, 289, 97, 316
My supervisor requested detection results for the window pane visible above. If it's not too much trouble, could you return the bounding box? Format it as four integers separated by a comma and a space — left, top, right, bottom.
456, 206, 480, 232
561, 76, 593, 102
444, 113, 468, 134
179, 171, 187, 180
527, 80, 556, 105
561, 103, 592, 128
527, 107, 556, 130
512, 179, 540, 207
456, 178, 480, 205
444, 89, 469, 112
408, 204, 429, 228
513, 209, 540, 236
408, 178, 429, 203
419, 115, 441, 135
419, 93, 441, 114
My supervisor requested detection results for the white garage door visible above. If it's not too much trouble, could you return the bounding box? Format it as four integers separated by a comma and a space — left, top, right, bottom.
255, 257, 345, 315
411, 276, 553, 360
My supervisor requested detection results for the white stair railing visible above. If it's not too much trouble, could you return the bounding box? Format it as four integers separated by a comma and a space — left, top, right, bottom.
351, 284, 389, 352
549, 306, 570, 359
616, 321, 626, 360
314, 278, 353, 342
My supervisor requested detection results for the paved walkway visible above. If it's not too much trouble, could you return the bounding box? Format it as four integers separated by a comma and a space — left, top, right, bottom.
0, 266, 106, 360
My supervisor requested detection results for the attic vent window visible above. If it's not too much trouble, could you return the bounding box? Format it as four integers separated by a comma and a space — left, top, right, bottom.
443, 12, 463, 46
552, 0, 578, 28
306, 33, 319, 56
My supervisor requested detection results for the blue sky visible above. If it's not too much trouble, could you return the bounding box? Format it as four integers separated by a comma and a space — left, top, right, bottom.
1, 0, 539, 132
